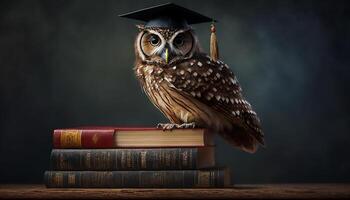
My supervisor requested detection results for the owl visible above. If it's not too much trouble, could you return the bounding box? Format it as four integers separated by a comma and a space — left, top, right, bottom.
133, 24, 265, 153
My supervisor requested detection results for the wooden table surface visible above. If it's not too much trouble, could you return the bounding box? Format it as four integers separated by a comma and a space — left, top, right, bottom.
1, 184, 350, 199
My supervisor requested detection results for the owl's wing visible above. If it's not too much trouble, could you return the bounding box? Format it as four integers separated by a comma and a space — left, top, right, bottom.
163, 54, 264, 152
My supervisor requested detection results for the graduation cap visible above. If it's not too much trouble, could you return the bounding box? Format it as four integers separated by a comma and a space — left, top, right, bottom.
119, 3, 220, 61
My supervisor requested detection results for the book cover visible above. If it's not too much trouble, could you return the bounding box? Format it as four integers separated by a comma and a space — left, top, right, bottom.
44, 168, 230, 188
53, 127, 213, 148
51, 147, 215, 170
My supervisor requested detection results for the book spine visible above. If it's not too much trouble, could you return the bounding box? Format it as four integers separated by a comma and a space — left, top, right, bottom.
51, 148, 213, 170
44, 169, 228, 188
53, 129, 115, 148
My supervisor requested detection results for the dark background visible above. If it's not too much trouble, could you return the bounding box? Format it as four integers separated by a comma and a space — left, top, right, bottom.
0, 0, 349, 184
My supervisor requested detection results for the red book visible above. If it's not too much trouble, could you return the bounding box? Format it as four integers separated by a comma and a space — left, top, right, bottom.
53, 127, 213, 148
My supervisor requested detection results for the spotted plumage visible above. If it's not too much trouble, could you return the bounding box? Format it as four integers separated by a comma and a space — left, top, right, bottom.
134, 26, 264, 153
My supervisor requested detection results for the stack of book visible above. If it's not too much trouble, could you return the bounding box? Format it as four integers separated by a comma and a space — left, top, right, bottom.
44, 127, 230, 188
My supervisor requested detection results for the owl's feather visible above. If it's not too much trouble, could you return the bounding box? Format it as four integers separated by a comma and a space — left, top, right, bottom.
166, 54, 264, 152
133, 27, 264, 153
135, 53, 264, 153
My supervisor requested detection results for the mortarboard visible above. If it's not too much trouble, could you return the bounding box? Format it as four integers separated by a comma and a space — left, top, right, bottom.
119, 2, 219, 61
119, 3, 216, 28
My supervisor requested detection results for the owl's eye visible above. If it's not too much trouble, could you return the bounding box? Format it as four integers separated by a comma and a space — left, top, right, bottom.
149, 34, 160, 46
173, 35, 184, 47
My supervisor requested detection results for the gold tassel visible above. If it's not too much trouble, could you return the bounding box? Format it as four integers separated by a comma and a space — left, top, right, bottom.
210, 23, 219, 61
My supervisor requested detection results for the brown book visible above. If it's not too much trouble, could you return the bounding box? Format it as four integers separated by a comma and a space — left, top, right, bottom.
53, 127, 213, 148
44, 168, 230, 188
50, 147, 215, 170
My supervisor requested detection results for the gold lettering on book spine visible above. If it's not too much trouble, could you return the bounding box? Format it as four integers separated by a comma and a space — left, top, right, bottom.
52, 173, 63, 187
60, 130, 82, 148
197, 171, 210, 187
68, 173, 76, 185
92, 133, 99, 144
140, 151, 147, 169
126, 151, 132, 168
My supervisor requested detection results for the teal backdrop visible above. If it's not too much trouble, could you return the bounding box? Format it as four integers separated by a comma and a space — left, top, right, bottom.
0, 0, 349, 183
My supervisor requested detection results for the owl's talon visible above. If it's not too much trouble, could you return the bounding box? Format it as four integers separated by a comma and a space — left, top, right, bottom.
157, 123, 172, 130
157, 122, 196, 130
178, 122, 196, 129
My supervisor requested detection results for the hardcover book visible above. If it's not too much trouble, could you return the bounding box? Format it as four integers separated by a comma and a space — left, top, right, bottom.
50, 147, 215, 170
44, 169, 230, 188
53, 127, 213, 148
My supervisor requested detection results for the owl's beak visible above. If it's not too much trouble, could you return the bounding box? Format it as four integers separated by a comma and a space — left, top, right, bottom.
160, 45, 174, 64
165, 48, 169, 63
161, 48, 169, 63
